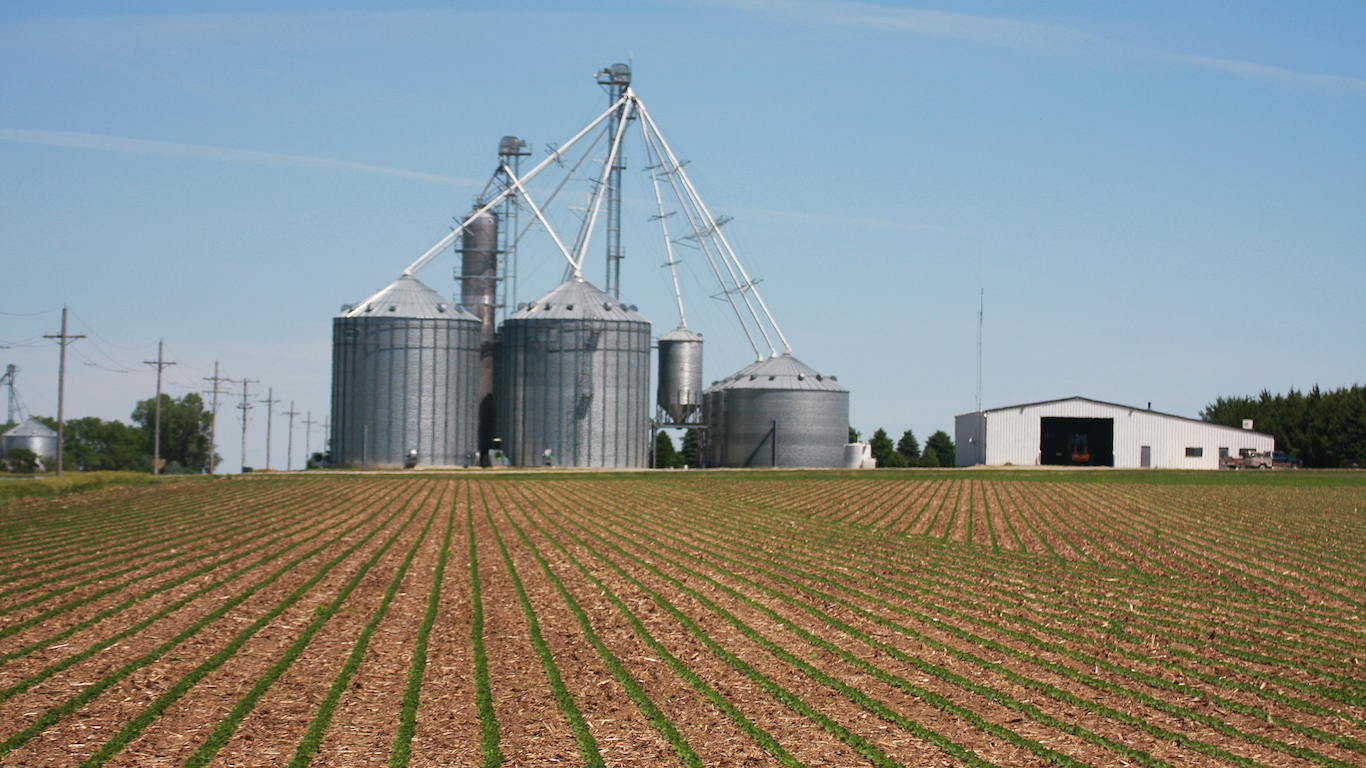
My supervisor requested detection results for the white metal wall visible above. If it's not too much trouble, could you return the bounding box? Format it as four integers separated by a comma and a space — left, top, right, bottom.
955, 399, 1274, 468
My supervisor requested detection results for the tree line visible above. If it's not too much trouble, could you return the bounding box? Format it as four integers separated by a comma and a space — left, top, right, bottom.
2, 393, 217, 474
1201, 385, 1365, 468
852, 427, 955, 468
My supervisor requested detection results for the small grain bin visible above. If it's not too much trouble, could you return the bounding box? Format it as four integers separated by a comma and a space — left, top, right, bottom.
702, 353, 848, 468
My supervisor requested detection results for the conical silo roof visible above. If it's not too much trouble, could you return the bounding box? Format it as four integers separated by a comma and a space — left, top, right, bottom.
705, 353, 847, 393
508, 277, 650, 324
3, 418, 56, 439
338, 275, 478, 321
659, 324, 703, 344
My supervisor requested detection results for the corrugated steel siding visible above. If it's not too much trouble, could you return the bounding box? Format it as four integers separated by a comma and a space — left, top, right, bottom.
497, 315, 651, 468
331, 315, 479, 468
959, 398, 1274, 468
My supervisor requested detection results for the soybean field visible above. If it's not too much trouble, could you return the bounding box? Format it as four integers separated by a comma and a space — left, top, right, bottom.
1, 470, 1363, 767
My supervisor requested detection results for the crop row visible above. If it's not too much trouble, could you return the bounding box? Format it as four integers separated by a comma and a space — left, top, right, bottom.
1, 473, 1361, 767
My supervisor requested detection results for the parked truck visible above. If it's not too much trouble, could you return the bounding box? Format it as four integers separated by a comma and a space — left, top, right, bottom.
1222, 450, 1301, 470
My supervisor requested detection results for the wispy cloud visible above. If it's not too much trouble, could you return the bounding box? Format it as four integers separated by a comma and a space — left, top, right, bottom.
0, 129, 481, 186
685, 0, 1366, 93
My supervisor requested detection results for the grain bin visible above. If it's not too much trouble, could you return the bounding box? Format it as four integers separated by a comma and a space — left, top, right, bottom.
702, 353, 848, 468
331, 275, 480, 468
497, 277, 650, 467
657, 324, 703, 423
2, 418, 58, 468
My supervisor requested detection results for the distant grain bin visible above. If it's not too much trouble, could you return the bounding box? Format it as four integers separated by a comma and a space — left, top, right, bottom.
2, 418, 58, 468
331, 275, 479, 468
702, 354, 848, 468
657, 324, 703, 422
497, 277, 650, 467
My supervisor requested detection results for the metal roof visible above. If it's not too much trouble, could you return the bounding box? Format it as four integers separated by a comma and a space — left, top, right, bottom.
337, 275, 478, 321
960, 396, 1274, 438
3, 418, 56, 438
659, 324, 702, 343
704, 353, 848, 393
508, 277, 650, 324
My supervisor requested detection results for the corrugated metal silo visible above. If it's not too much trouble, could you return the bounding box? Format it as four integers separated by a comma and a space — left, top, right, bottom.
2, 418, 58, 466
331, 275, 479, 468
657, 324, 702, 422
702, 354, 848, 468
497, 277, 651, 467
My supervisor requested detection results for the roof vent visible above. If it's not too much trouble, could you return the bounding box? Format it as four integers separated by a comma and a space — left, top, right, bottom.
437, 304, 447, 312
603, 302, 613, 310
797, 374, 805, 380
629, 304, 638, 311
830, 375, 837, 381
388, 305, 398, 312
544, 304, 553, 310
749, 375, 757, 380
769, 375, 776, 381
566, 304, 574, 311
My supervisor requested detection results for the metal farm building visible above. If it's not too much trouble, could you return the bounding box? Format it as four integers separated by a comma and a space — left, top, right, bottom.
954, 397, 1274, 469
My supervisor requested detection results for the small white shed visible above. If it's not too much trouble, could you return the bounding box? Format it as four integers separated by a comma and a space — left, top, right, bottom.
954, 397, 1274, 469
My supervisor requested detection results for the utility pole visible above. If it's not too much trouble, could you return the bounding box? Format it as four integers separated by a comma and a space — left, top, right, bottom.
143, 340, 175, 475
259, 388, 280, 470
43, 305, 85, 477
203, 361, 231, 475
236, 378, 258, 473
303, 411, 316, 468
282, 402, 299, 471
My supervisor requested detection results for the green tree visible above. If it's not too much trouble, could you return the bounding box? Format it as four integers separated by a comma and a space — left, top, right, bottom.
896, 429, 920, 462
868, 428, 895, 468
848, 426, 861, 443
1202, 384, 1365, 467
64, 417, 148, 472
654, 431, 684, 468
131, 393, 215, 473
680, 428, 700, 468
916, 447, 940, 468
923, 431, 955, 468
4, 447, 39, 473
882, 450, 909, 468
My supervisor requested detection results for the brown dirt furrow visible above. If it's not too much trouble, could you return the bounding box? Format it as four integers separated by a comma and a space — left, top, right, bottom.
109, 484, 431, 768
305, 481, 456, 767
470, 489, 581, 767
489, 488, 681, 766
511, 502, 790, 767
536, 484, 987, 767
0, 502, 347, 678
0, 483, 412, 767
409, 482, 481, 768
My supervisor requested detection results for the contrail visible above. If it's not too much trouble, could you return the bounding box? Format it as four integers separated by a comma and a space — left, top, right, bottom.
0, 129, 482, 185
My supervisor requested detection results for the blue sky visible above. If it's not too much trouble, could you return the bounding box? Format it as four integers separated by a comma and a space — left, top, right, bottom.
2, 1, 1362, 471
